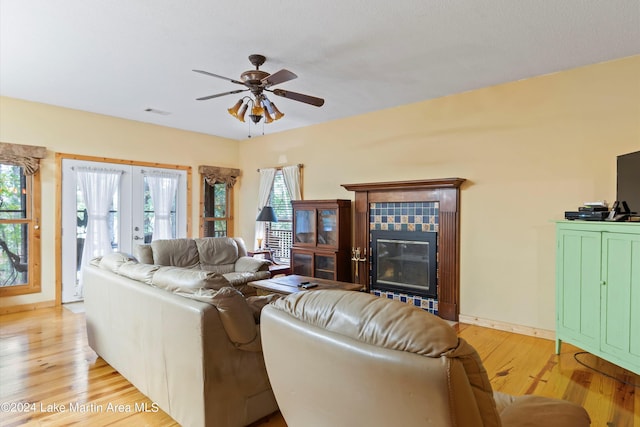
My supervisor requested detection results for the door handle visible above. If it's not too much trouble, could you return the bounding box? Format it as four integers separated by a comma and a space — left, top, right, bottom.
133, 236, 142, 241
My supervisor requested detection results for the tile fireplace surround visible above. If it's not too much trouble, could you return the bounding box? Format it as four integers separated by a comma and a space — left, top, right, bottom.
342, 178, 465, 321
370, 201, 440, 315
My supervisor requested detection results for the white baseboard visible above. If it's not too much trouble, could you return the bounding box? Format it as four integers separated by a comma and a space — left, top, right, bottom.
458, 314, 555, 341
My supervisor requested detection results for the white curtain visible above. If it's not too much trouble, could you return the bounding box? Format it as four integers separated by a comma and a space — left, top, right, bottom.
255, 168, 276, 248
145, 171, 179, 241
76, 167, 122, 296
281, 164, 302, 201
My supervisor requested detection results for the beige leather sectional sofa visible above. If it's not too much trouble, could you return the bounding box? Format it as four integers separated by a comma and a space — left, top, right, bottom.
83, 250, 279, 427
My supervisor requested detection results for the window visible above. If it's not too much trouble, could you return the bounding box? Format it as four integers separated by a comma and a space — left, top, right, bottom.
266, 170, 293, 263
0, 163, 41, 295
199, 165, 239, 238
202, 181, 232, 237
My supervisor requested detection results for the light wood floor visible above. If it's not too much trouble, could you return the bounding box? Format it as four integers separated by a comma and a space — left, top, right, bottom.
1, 307, 638, 426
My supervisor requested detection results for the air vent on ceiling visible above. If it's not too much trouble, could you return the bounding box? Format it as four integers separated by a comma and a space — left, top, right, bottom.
144, 108, 171, 115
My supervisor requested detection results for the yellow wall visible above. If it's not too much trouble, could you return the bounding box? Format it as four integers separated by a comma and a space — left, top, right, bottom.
238, 56, 640, 331
2, 57, 639, 330
0, 98, 238, 308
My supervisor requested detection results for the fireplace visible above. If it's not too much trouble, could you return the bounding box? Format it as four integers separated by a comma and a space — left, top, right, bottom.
342, 178, 464, 320
371, 230, 437, 298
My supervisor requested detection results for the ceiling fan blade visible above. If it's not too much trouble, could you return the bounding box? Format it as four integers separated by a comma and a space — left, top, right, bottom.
262, 69, 297, 87
196, 89, 248, 101
270, 89, 325, 107
193, 69, 245, 85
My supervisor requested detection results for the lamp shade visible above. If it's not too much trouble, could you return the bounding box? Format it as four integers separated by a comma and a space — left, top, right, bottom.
256, 206, 278, 222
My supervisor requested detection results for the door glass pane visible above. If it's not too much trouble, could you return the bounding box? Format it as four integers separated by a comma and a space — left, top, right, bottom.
74, 184, 119, 284
75, 188, 87, 282
109, 187, 120, 250
143, 179, 154, 242
0, 223, 28, 286
144, 174, 177, 242
76, 187, 120, 252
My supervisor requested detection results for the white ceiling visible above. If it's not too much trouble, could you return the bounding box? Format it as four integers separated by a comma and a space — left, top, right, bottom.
1, 1, 639, 141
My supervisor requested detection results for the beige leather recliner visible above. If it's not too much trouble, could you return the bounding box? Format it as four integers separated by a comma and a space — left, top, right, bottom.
261, 290, 591, 427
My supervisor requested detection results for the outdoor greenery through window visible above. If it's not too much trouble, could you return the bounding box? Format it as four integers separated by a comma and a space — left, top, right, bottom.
266, 170, 293, 263
203, 181, 230, 237
0, 163, 40, 294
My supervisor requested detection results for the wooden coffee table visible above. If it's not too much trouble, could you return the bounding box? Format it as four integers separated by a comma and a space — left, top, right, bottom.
249, 274, 363, 296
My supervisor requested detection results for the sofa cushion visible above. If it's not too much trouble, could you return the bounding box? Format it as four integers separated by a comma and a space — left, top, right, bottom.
98, 252, 136, 273
151, 266, 230, 293
133, 244, 154, 264
195, 237, 239, 269
118, 261, 160, 284
151, 239, 200, 268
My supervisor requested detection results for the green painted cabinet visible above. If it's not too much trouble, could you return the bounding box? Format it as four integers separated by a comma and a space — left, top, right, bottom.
556, 221, 640, 374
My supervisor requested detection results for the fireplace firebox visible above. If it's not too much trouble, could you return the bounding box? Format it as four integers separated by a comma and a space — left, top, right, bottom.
370, 230, 437, 298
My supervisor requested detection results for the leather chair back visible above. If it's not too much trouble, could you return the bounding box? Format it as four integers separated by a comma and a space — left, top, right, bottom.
261, 290, 591, 427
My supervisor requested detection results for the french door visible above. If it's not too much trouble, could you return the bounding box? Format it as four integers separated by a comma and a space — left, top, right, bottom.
61, 159, 187, 302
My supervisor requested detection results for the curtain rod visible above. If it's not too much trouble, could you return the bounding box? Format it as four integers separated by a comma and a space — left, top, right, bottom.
256, 163, 303, 172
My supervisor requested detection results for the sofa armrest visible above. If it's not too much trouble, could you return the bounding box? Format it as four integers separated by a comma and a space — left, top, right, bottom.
235, 256, 270, 273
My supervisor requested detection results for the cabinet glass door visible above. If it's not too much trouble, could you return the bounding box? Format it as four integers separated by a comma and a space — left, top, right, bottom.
317, 209, 338, 247
294, 209, 316, 245
314, 254, 335, 280
292, 251, 313, 276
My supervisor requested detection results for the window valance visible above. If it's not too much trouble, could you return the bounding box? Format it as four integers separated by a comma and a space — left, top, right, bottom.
0, 142, 47, 175
199, 165, 241, 188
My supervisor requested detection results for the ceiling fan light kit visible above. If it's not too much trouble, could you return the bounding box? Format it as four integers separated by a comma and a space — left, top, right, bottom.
227, 99, 244, 118
194, 54, 324, 127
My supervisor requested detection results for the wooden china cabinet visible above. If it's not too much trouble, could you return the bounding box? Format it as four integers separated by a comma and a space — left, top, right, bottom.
290, 199, 352, 282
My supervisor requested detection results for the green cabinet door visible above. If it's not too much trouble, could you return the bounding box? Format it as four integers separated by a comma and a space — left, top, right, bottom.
601, 232, 640, 372
556, 229, 602, 352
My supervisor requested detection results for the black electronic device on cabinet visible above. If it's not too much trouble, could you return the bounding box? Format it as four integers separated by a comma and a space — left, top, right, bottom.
617, 151, 640, 215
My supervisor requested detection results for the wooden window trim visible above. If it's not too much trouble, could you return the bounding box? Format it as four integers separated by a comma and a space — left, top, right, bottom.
0, 169, 41, 297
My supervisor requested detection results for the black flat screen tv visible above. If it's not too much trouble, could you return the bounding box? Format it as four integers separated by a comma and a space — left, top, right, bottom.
617, 150, 640, 213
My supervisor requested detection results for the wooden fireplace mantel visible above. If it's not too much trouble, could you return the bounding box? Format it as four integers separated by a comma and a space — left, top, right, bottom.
341, 178, 466, 321
341, 178, 465, 192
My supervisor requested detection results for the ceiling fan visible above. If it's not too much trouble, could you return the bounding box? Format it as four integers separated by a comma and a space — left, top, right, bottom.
193, 54, 324, 124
